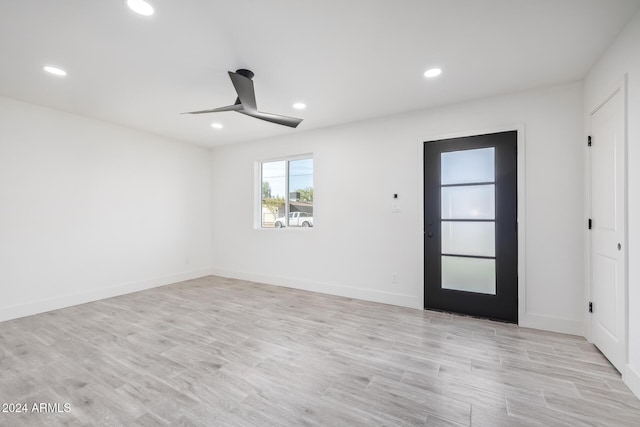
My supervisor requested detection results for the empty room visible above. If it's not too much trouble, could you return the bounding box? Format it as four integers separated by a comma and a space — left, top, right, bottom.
2, 0, 640, 425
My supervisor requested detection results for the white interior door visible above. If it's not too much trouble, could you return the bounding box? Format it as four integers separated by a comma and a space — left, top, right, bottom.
590, 84, 626, 372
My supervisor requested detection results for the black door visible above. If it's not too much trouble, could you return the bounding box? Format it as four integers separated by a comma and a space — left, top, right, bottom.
424, 131, 517, 322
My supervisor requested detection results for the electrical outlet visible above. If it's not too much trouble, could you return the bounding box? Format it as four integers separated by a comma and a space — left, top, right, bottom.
392, 272, 398, 283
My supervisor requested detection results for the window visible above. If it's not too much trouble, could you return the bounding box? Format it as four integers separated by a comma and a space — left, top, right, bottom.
260, 157, 313, 228
440, 147, 496, 295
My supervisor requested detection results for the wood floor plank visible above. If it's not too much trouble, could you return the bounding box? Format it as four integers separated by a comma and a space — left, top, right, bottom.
506, 397, 603, 427
1, 275, 638, 426
368, 375, 472, 426
470, 405, 534, 427
401, 370, 508, 412
426, 414, 468, 427
542, 390, 640, 426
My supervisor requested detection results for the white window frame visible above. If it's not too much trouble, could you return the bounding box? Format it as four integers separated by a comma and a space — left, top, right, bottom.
255, 153, 314, 230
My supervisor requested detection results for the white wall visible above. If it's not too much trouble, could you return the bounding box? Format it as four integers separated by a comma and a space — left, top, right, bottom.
585, 10, 640, 398
211, 81, 585, 335
0, 96, 213, 321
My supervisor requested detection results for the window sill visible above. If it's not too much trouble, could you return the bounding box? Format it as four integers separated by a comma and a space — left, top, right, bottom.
255, 226, 315, 231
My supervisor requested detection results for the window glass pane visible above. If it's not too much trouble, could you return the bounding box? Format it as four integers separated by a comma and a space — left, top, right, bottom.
441, 147, 495, 185
261, 161, 286, 228
441, 185, 495, 219
442, 221, 495, 257
288, 159, 313, 227
442, 256, 496, 295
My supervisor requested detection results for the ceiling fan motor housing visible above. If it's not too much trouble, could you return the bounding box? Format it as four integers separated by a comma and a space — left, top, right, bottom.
236, 69, 254, 80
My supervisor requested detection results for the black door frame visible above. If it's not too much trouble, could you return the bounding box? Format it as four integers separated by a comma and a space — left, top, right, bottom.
423, 130, 519, 323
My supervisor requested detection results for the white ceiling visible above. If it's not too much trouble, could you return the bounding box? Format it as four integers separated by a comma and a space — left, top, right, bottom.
1, 0, 639, 147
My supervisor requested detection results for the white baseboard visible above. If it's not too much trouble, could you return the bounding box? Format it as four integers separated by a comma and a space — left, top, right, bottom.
519, 312, 584, 336
624, 364, 640, 400
211, 268, 421, 309
212, 269, 589, 335
0, 267, 213, 323
4, 266, 585, 337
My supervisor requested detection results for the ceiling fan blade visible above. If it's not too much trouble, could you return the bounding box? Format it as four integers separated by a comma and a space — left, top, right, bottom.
181, 104, 243, 114
183, 69, 301, 128
240, 110, 303, 128
228, 71, 257, 110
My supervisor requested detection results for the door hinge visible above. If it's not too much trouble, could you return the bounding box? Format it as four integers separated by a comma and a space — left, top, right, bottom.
589, 302, 593, 313
588, 218, 592, 230
588, 136, 592, 147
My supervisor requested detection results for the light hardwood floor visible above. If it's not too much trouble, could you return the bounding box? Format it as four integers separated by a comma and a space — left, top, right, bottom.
1, 276, 639, 426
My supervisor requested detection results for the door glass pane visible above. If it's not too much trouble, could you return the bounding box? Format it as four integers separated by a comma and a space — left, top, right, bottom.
288, 159, 314, 227
442, 221, 495, 257
442, 256, 496, 295
442, 185, 495, 219
441, 147, 495, 185
261, 161, 286, 228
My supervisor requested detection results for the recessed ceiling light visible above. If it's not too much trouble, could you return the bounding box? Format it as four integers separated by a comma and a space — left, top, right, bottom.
424, 68, 442, 78
127, 0, 154, 16
293, 103, 306, 110
43, 66, 67, 76
211, 123, 223, 129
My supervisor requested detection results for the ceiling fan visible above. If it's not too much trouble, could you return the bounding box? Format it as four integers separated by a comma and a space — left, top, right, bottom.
182, 69, 303, 128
